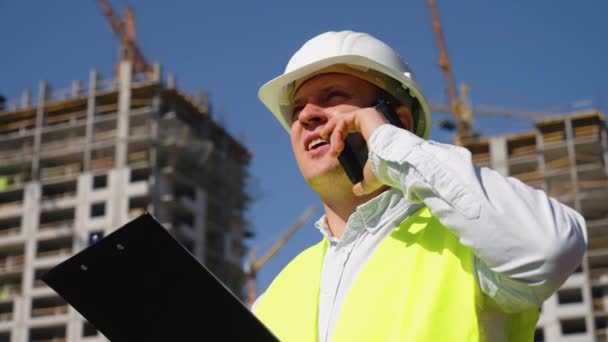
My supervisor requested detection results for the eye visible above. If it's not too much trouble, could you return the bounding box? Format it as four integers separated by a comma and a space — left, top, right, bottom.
291, 105, 304, 122
326, 91, 348, 103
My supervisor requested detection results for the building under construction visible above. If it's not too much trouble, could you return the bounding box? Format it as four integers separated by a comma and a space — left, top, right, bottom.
464, 110, 608, 342
0, 61, 252, 341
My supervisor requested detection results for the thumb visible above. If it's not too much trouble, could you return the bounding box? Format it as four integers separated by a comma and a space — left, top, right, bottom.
352, 163, 382, 196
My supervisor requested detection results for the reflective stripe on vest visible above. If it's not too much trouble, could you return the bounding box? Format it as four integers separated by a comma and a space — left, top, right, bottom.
254, 207, 539, 341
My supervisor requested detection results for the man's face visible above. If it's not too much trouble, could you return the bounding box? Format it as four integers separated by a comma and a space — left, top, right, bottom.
289, 73, 379, 184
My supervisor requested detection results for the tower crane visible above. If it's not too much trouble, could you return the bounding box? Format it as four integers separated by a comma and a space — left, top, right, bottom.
244, 204, 319, 308
426, 0, 471, 145
425, 0, 550, 143
95, 0, 153, 76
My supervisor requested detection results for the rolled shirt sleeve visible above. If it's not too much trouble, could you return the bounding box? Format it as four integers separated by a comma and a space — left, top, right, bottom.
368, 124, 588, 312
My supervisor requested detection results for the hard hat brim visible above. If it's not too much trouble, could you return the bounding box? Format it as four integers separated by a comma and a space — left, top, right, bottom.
258, 54, 432, 139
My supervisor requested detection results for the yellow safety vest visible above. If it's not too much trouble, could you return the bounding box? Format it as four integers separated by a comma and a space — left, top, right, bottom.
254, 207, 539, 341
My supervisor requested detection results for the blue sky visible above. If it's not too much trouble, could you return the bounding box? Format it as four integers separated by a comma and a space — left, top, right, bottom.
1, 0, 607, 296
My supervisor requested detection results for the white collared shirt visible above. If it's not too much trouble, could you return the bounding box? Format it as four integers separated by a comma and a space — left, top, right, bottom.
258, 124, 587, 342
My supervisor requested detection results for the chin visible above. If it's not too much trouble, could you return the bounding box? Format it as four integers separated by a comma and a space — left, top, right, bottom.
304, 165, 352, 191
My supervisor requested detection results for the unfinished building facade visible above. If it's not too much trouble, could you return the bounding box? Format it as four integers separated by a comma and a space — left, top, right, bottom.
464, 111, 608, 342
0, 61, 252, 342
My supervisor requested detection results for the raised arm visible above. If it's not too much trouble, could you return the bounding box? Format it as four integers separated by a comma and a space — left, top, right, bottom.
368, 124, 588, 312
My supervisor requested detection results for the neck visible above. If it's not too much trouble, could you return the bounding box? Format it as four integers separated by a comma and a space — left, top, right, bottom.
318, 186, 386, 239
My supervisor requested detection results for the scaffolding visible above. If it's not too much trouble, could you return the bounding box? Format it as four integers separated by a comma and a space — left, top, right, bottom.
0, 61, 252, 342
463, 110, 608, 342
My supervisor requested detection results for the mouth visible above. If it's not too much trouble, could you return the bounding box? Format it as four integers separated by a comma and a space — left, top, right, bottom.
306, 137, 329, 151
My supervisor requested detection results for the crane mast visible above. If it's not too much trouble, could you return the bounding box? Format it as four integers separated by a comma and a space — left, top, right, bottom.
96, 0, 153, 76
426, 0, 472, 144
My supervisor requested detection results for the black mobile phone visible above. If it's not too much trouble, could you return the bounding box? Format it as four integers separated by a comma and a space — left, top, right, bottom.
338, 99, 404, 184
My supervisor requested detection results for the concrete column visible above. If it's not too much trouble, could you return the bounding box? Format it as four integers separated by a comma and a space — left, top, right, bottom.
581, 259, 597, 342
166, 72, 176, 89
194, 188, 207, 262
31, 82, 49, 181
565, 119, 580, 209
153, 175, 171, 224
67, 175, 101, 341
20, 90, 31, 109
565, 118, 596, 342
148, 65, 163, 219
66, 318, 81, 342
115, 61, 132, 168
108, 169, 130, 231
152, 62, 162, 83
83, 70, 99, 172
17, 182, 41, 342
541, 294, 561, 341
535, 125, 549, 193
601, 123, 608, 177
71, 81, 83, 98
489, 137, 509, 176
75, 174, 93, 252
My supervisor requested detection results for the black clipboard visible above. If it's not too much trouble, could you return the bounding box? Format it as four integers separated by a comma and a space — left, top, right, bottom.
41, 213, 279, 342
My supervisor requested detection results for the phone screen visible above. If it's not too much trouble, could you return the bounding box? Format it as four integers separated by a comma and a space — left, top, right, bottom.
338, 99, 404, 184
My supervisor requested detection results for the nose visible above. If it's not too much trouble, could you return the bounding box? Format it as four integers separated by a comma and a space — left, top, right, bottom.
298, 103, 328, 128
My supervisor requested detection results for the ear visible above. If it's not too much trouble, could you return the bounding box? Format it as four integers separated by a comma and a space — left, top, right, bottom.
395, 104, 413, 132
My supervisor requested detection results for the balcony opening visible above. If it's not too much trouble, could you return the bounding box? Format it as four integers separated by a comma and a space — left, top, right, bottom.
130, 167, 149, 183
36, 236, 73, 259
41, 179, 77, 201
0, 247, 25, 273
31, 296, 68, 317
0, 302, 13, 323
40, 158, 82, 181
92, 115, 117, 141
0, 163, 31, 189
127, 148, 149, 168
39, 208, 75, 231
90, 202, 106, 218
0, 187, 23, 207
0, 216, 20, 236
560, 317, 587, 335
91, 147, 115, 172
29, 325, 66, 342
596, 316, 607, 331
557, 288, 584, 304
175, 184, 195, 201
92, 173, 107, 189
128, 196, 149, 218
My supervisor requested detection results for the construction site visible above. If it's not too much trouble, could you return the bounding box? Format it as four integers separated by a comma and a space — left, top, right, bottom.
0, 2, 253, 340
426, 0, 608, 339
0, 62, 252, 341
0, 0, 606, 342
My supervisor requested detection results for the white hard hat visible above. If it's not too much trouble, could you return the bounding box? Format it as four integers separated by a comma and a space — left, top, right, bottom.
258, 30, 432, 139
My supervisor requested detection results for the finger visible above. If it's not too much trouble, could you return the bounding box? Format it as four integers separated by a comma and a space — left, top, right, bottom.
320, 120, 336, 140
352, 162, 382, 196
331, 121, 347, 157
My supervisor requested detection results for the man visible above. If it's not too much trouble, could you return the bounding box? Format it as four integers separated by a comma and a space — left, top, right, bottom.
253, 30, 587, 342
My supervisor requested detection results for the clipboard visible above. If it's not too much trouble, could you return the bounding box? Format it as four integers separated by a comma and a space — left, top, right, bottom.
41, 213, 279, 342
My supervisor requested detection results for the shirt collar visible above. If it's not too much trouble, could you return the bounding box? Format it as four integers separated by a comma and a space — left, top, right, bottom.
314, 188, 410, 244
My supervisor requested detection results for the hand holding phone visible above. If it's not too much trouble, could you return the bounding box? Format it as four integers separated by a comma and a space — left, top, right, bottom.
337, 99, 404, 184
